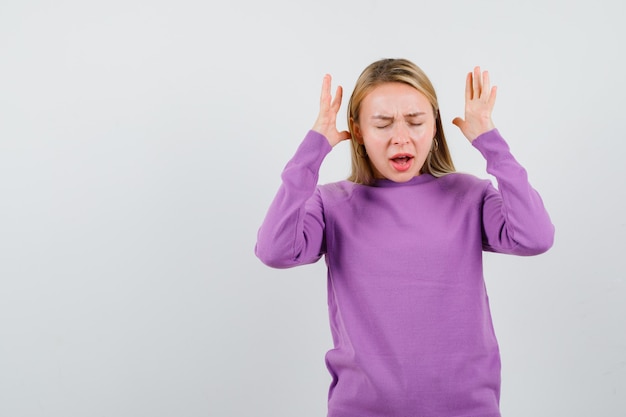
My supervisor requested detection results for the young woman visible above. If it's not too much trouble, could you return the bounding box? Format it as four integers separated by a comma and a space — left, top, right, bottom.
255, 58, 554, 417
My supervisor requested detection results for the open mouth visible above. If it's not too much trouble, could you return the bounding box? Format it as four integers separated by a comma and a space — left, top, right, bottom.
390, 154, 414, 172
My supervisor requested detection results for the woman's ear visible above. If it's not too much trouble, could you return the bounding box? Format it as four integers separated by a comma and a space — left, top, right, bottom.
350, 118, 364, 144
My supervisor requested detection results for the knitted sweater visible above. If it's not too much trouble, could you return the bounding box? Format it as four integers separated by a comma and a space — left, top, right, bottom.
255, 129, 554, 417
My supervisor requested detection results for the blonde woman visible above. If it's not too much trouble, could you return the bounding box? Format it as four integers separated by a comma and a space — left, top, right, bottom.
256, 58, 554, 417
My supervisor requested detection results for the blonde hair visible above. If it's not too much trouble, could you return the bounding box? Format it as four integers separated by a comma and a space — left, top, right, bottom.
347, 58, 455, 185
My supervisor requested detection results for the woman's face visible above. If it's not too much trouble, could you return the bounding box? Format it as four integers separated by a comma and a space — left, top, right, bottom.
354, 82, 436, 182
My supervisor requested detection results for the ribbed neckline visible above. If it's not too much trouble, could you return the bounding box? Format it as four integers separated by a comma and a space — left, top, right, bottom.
371, 173, 437, 188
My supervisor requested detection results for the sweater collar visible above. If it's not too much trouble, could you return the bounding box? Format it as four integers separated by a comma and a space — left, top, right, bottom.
371, 173, 437, 188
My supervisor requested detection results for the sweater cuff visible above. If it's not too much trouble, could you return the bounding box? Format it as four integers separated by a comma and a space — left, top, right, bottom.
282, 130, 333, 180
295, 130, 333, 165
471, 129, 512, 163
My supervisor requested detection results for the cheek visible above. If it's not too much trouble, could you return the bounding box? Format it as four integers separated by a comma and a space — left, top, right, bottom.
362, 130, 386, 147
417, 124, 437, 141
363, 126, 383, 138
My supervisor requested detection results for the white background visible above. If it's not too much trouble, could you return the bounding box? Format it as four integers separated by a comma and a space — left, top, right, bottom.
1, 1, 624, 416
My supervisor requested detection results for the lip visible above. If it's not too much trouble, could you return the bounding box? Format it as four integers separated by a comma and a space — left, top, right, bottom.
389, 153, 414, 172
390, 153, 414, 159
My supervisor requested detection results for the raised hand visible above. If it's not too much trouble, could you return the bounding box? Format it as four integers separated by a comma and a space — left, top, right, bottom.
312, 74, 351, 147
452, 66, 497, 142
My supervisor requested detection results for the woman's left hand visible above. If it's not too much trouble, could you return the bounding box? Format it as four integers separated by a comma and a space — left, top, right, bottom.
452, 66, 497, 142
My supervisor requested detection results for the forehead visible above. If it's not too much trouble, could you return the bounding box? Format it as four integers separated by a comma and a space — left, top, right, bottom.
361, 82, 431, 114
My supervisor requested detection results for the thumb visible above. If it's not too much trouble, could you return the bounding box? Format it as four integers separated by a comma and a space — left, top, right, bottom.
327, 130, 352, 147
452, 117, 464, 129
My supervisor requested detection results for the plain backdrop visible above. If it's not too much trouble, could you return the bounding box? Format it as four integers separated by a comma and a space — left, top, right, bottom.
1, 0, 624, 416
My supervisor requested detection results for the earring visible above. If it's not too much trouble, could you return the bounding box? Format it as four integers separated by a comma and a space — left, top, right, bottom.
432, 138, 439, 152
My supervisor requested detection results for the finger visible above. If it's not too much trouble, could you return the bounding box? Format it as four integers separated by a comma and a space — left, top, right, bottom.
481, 70, 491, 101
472, 66, 481, 99
452, 117, 464, 128
464, 72, 472, 102
488, 85, 497, 109
331, 85, 343, 113
320, 74, 331, 109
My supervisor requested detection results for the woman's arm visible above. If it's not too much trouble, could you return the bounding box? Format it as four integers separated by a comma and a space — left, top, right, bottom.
255, 75, 350, 268
474, 129, 555, 255
255, 131, 332, 268
453, 67, 554, 255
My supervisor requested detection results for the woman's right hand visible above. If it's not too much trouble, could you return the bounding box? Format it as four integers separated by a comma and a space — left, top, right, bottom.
312, 74, 351, 147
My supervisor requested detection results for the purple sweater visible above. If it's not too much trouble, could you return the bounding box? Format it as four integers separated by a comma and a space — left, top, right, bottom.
255, 129, 554, 417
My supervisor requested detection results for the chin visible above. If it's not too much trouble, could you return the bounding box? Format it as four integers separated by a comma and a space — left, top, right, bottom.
389, 172, 419, 183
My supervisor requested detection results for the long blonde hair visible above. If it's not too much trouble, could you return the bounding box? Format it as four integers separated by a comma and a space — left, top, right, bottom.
347, 58, 455, 185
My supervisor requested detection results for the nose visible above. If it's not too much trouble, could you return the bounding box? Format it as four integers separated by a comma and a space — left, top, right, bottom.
391, 123, 410, 145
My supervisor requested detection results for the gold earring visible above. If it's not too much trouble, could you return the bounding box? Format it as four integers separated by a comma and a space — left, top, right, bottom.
356, 144, 368, 158
432, 138, 439, 152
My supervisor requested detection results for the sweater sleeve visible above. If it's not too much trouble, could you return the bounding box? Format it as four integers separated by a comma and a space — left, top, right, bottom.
472, 129, 555, 256
255, 130, 332, 268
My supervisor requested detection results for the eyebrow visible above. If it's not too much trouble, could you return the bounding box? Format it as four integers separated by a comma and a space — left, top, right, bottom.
404, 112, 427, 118
370, 112, 427, 120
